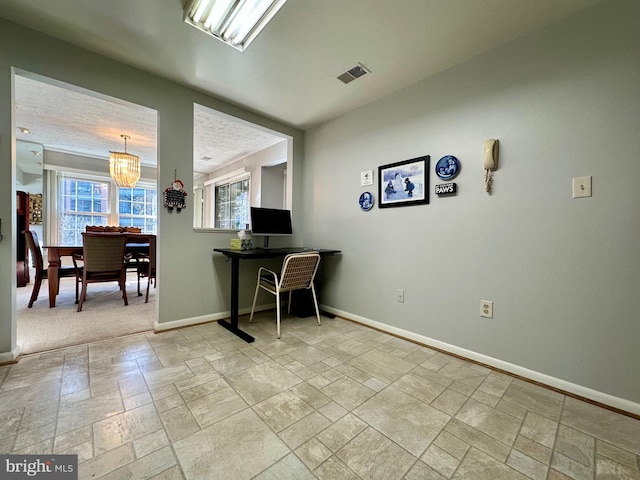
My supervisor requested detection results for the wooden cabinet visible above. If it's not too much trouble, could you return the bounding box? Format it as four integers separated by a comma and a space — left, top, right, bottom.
16, 191, 30, 287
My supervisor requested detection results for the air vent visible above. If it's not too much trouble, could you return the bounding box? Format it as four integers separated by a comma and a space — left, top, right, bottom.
337, 63, 369, 84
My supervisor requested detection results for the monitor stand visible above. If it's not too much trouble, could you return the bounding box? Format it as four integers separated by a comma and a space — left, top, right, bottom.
262, 236, 271, 249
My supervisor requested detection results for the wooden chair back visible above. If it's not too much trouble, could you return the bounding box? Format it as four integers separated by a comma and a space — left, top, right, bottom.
85, 225, 141, 233
81, 233, 128, 273
24, 229, 44, 274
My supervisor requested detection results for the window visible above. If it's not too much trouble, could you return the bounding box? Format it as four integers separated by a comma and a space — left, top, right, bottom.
59, 178, 110, 245
118, 187, 157, 234
55, 174, 157, 244
215, 177, 250, 229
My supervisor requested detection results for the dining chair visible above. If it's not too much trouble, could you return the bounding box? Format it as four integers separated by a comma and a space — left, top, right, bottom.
24, 230, 79, 308
249, 252, 321, 338
136, 235, 156, 303
73, 232, 129, 312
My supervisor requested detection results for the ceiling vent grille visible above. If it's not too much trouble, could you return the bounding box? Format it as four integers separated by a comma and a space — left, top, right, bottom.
337, 63, 369, 84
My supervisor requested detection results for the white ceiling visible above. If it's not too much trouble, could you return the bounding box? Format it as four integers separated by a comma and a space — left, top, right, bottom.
2, 0, 600, 172
14, 74, 285, 173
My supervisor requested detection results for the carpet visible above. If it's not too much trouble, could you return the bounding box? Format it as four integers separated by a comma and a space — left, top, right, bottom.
16, 273, 155, 355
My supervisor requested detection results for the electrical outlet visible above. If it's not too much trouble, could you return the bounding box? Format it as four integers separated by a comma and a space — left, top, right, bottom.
396, 289, 405, 303
480, 300, 493, 318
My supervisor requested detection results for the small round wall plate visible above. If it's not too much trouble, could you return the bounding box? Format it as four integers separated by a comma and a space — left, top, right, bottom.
435, 155, 461, 180
359, 192, 374, 211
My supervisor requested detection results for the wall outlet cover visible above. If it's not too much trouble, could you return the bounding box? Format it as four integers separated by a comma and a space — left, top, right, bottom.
572, 176, 592, 198
480, 300, 493, 318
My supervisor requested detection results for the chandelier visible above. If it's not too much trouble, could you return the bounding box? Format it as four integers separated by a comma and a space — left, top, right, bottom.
109, 135, 140, 188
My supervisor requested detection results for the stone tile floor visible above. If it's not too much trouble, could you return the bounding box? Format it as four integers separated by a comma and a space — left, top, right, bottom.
1, 313, 639, 479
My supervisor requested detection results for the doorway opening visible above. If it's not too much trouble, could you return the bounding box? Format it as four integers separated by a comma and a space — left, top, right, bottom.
14, 71, 158, 354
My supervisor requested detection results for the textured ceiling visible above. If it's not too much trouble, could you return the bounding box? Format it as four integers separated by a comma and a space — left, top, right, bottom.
14, 74, 283, 174
193, 104, 285, 175
4, 0, 602, 174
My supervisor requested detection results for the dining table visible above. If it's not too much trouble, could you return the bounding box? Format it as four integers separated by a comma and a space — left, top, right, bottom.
44, 234, 153, 307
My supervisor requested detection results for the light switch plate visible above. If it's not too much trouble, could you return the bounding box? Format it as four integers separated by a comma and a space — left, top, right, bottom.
572, 176, 592, 198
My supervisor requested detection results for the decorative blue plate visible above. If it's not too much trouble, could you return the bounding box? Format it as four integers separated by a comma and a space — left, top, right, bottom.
435, 155, 460, 180
359, 192, 374, 211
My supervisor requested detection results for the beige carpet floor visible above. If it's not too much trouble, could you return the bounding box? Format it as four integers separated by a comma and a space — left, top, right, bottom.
16, 273, 155, 355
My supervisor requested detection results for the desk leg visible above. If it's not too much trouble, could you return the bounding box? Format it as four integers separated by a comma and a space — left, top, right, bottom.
217, 257, 255, 343
47, 251, 60, 308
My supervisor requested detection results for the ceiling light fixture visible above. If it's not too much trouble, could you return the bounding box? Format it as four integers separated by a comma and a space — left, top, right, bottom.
18, 127, 31, 134
184, 0, 287, 52
109, 135, 140, 188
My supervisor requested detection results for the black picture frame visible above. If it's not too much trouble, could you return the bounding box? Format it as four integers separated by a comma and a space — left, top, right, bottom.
378, 155, 429, 208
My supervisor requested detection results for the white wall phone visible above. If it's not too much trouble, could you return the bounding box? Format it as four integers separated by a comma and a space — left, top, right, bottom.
483, 138, 499, 193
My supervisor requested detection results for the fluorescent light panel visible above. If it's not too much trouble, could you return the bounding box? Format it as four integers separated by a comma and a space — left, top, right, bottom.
184, 0, 286, 51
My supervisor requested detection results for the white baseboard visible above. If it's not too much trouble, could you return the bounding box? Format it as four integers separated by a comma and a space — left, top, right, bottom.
153, 304, 273, 332
151, 303, 638, 416
0, 347, 20, 364
321, 306, 640, 417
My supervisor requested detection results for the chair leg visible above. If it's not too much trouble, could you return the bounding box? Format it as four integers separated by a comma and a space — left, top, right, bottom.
145, 277, 151, 303
28, 276, 42, 308
121, 274, 129, 306
249, 280, 261, 323
310, 284, 321, 326
77, 281, 88, 312
276, 291, 282, 339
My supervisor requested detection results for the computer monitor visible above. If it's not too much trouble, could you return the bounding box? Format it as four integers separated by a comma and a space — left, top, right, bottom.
250, 207, 292, 248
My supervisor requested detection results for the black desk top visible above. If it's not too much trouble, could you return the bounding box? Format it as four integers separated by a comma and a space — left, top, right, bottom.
214, 247, 341, 259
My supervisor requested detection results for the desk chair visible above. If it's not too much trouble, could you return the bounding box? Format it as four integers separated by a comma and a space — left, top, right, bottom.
249, 252, 321, 338
24, 230, 79, 308
73, 233, 129, 312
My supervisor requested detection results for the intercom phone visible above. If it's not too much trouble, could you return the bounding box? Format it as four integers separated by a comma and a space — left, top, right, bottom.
484, 139, 498, 170
483, 139, 499, 193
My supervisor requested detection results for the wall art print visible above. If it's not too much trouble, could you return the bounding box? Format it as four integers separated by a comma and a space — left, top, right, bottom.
378, 155, 429, 208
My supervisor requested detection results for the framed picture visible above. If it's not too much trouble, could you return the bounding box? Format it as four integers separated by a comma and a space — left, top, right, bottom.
360, 170, 374, 186
378, 155, 429, 208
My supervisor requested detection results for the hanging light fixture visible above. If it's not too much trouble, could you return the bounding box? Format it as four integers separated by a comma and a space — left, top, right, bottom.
109, 134, 140, 188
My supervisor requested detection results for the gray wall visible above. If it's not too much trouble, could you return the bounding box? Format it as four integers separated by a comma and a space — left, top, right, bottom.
304, 0, 640, 407
261, 163, 286, 209
0, 19, 303, 360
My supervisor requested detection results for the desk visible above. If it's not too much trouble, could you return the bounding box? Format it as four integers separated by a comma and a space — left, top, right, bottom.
45, 235, 152, 307
213, 248, 341, 342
